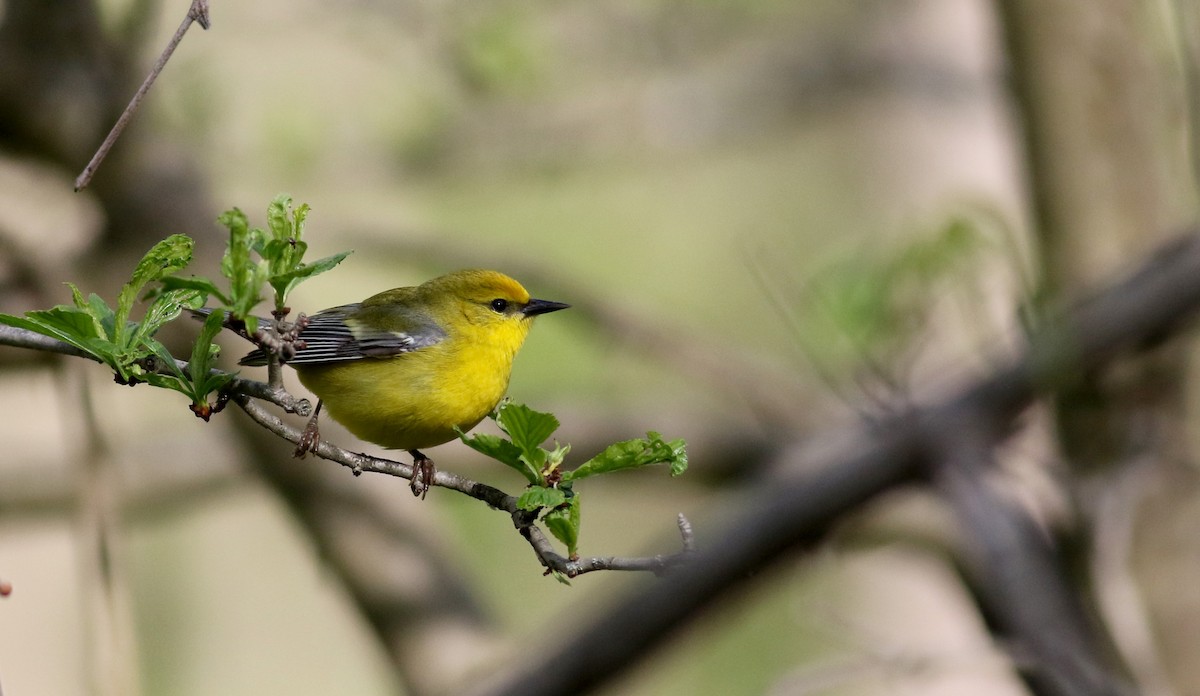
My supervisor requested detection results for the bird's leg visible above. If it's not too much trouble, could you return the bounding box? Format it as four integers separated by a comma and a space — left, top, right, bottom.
294, 400, 324, 458
408, 449, 435, 499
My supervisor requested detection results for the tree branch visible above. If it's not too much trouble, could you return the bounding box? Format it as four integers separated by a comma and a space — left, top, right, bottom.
930, 412, 1132, 696
8, 230, 1200, 693
0, 324, 97, 360
474, 229, 1200, 696
0, 321, 694, 579
231, 393, 693, 578
74, 0, 211, 191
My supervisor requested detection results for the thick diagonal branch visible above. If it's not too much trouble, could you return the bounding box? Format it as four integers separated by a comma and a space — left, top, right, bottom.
477, 231, 1200, 696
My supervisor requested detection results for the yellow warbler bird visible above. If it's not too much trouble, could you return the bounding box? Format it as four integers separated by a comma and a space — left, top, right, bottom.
238, 269, 569, 495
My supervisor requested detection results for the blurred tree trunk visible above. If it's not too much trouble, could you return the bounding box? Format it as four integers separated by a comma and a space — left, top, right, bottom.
1000, 0, 1200, 692
0, 0, 217, 271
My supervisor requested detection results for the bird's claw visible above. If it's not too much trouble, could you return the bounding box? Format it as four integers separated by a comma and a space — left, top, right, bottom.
294, 424, 319, 458
409, 450, 435, 499
294, 400, 323, 458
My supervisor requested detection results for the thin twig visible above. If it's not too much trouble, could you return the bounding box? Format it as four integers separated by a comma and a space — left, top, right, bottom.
226, 376, 310, 415
74, 0, 212, 191
1168, 0, 1200, 199
0, 323, 693, 576
0, 325, 98, 360
231, 393, 693, 577
677, 513, 696, 551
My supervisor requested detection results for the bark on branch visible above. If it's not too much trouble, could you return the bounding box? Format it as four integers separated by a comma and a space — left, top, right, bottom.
477, 230, 1200, 696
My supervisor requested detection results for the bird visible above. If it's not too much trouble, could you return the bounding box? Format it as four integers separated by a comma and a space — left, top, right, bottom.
236, 269, 569, 496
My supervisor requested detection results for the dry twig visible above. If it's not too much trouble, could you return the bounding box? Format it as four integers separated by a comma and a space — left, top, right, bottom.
74, 0, 212, 191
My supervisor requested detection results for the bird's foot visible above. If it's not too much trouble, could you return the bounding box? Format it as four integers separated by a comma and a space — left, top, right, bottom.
294, 400, 324, 458
408, 450, 435, 499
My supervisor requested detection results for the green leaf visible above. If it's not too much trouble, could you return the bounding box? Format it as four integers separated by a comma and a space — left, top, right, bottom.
0, 309, 109, 361
67, 283, 114, 340
543, 441, 571, 471
218, 208, 249, 278
290, 201, 309, 236
516, 485, 566, 511
264, 195, 309, 275
196, 370, 237, 402
155, 276, 231, 306
544, 494, 581, 557
18, 306, 102, 344
270, 250, 352, 300
132, 234, 194, 282
494, 401, 560, 473
2, 228, 247, 408
185, 310, 238, 406
115, 235, 194, 343
2, 238, 199, 383
263, 237, 307, 270
143, 337, 188, 387
457, 430, 539, 483
127, 288, 205, 351
495, 402, 560, 448
258, 196, 345, 308
136, 371, 185, 392
266, 194, 299, 241
189, 309, 227, 380
563, 431, 688, 482
212, 196, 349, 312
139, 326, 236, 415
274, 244, 305, 279
218, 207, 266, 319
62, 284, 115, 345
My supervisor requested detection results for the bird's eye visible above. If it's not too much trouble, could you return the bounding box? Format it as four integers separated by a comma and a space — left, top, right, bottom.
489, 298, 509, 313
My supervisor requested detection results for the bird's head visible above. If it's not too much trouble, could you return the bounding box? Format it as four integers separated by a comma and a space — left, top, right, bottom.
428, 269, 569, 347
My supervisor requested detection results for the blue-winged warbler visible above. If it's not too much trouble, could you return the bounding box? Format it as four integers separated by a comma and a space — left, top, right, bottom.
239, 269, 569, 495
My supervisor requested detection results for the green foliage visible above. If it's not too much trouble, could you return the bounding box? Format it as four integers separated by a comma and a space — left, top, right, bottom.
217, 204, 265, 330
1, 194, 687, 571
497, 401, 565, 481
459, 401, 569, 484
460, 400, 687, 561
791, 216, 988, 387
457, 431, 533, 481
0, 235, 202, 385
516, 485, 567, 511
164, 194, 351, 332
144, 309, 238, 419
542, 493, 581, 557
563, 431, 688, 482
262, 195, 351, 307
116, 234, 195, 338
1, 195, 348, 418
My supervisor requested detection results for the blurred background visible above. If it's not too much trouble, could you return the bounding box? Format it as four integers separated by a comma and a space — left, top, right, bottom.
0, 0, 1198, 694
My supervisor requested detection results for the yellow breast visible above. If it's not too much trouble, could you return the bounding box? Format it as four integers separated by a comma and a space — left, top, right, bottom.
294, 321, 526, 450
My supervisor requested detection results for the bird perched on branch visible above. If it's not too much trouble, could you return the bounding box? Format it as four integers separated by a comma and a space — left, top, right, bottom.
237, 269, 569, 496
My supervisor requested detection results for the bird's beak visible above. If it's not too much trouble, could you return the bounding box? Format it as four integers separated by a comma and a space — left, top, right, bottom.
522, 298, 571, 316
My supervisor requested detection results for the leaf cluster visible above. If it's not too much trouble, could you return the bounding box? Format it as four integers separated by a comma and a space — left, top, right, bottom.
159, 194, 350, 332
459, 401, 688, 558
0, 195, 348, 417
1, 194, 690, 575
0, 234, 203, 387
